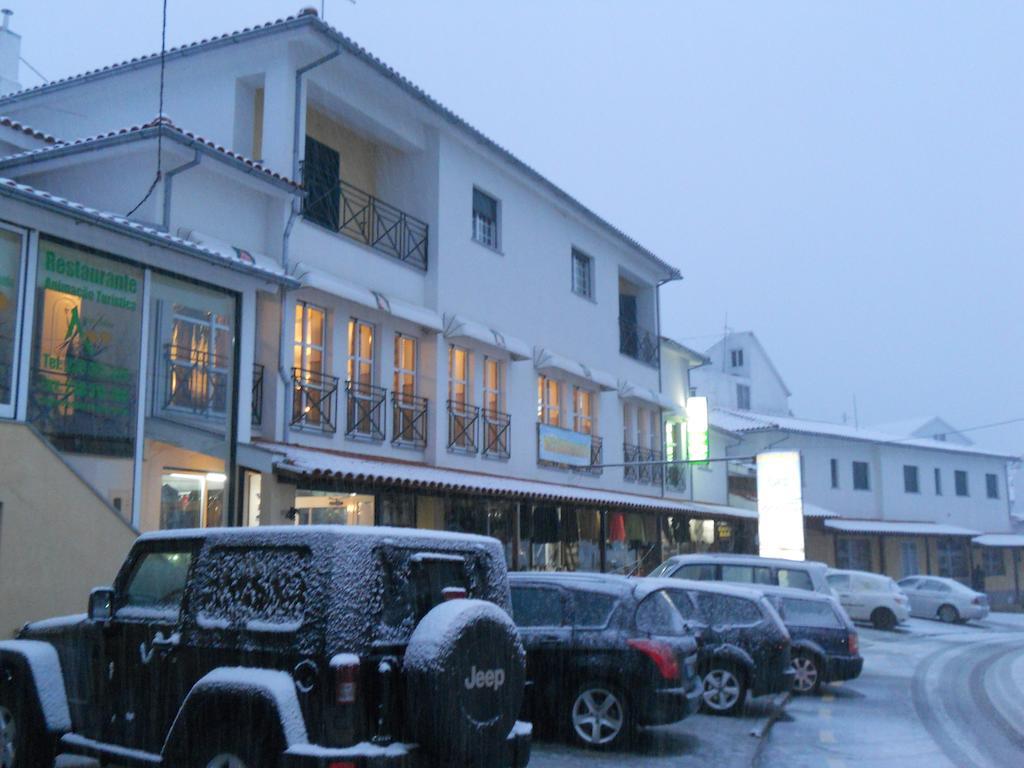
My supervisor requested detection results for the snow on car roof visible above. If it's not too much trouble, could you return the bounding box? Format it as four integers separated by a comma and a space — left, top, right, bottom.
139, 524, 499, 547
632, 576, 767, 603
755, 585, 837, 603
662, 553, 828, 570
508, 571, 633, 595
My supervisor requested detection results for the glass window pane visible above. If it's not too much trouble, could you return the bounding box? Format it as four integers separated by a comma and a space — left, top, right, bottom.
511, 586, 563, 627
0, 229, 24, 405
122, 549, 193, 615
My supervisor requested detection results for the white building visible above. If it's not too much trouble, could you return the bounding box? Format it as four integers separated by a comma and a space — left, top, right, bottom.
0, 9, 763, 634
692, 331, 1023, 607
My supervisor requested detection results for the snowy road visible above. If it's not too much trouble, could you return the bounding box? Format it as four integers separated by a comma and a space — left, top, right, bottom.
759, 614, 1024, 768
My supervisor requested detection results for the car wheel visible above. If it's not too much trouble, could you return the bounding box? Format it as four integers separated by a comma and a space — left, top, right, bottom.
700, 663, 747, 716
568, 683, 630, 749
938, 604, 959, 624
791, 652, 822, 695
189, 721, 279, 768
0, 668, 53, 768
871, 607, 897, 631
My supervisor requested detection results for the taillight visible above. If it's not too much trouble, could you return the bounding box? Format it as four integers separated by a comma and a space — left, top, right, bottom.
627, 639, 680, 681
443, 586, 467, 601
848, 633, 859, 656
332, 655, 359, 705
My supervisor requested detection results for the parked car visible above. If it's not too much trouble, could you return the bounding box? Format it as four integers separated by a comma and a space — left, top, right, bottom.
650, 553, 832, 594
826, 568, 910, 630
758, 586, 863, 694
641, 578, 795, 715
897, 576, 990, 623
0, 526, 532, 768
508, 571, 702, 749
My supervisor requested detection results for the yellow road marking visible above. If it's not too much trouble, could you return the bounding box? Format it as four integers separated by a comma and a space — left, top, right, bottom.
820, 729, 835, 744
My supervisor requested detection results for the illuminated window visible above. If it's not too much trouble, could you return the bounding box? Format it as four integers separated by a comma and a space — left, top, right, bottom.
294, 302, 325, 374
393, 334, 417, 397
292, 302, 327, 427
165, 305, 231, 417
0, 226, 25, 414
448, 345, 471, 404
483, 357, 503, 413
347, 318, 374, 387
572, 386, 594, 435
537, 375, 561, 426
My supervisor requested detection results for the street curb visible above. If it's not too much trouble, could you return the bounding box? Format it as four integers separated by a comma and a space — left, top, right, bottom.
748, 690, 792, 766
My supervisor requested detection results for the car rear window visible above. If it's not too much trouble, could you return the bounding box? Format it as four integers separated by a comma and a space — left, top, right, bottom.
191, 545, 310, 630
694, 592, 763, 626
381, 552, 471, 631
721, 564, 773, 585
511, 586, 564, 627
780, 597, 843, 629
778, 568, 814, 591
573, 591, 617, 627
636, 590, 687, 635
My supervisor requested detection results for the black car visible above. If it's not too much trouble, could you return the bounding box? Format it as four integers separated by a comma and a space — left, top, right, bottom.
508, 572, 702, 750
759, 585, 863, 694
640, 578, 795, 716
0, 526, 531, 768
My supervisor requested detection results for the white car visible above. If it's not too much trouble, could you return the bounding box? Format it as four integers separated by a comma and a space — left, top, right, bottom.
826, 569, 910, 630
897, 576, 990, 623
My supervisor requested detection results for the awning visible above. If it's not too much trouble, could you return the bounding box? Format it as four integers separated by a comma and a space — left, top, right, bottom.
296, 263, 443, 332
618, 380, 679, 410
177, 228, 286, 279
534, 347, 617, 391
267, 442, 755, 520
803, 503, 841, 519
443, 314, 531, 361
824, 520, 980, 537
972, 534, 1024, 548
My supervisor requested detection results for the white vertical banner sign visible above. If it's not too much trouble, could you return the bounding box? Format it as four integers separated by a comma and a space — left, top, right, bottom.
757, 451, 805, 561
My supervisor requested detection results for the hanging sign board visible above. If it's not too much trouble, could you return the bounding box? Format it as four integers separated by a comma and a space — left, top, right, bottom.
686, 396, 709, 463
757, 451, 805, 561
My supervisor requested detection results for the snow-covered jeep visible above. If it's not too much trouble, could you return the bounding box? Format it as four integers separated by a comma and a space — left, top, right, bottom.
0, 526, 531, 767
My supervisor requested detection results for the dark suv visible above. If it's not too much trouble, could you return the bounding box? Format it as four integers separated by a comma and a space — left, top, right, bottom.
508, 572, 701, 750
0, 526, 531, 768
640, 578, 795, 715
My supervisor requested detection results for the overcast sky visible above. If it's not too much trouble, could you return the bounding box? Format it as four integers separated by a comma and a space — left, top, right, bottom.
7, 1, 1023, 461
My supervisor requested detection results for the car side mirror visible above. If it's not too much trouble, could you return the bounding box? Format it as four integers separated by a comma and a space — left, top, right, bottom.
89, 587, 114, 622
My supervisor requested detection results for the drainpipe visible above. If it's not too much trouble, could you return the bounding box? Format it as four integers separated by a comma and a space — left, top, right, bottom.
161, 150, 201, 230
655, 274, 681, 500
279, 46, 341, 444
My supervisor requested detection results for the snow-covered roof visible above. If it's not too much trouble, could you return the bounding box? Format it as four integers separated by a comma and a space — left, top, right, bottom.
0, 12, 678, 281
268, 442, 757, 519
0, 177, 298, 287
0, 116, 60, 144
802, 503, 841, 519
871, 416, 973, 446
710, 407, 1018, 460
823, 519, 980, 537
972, 534, 1024, 548
0, 116, 301, 190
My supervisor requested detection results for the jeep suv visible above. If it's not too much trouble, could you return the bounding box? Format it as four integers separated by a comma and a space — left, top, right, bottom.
0, 526, 531, 767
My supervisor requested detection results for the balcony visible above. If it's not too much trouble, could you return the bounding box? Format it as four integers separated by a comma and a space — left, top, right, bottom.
665, 461, 687, 492
303, 175, 428, 271
346, 381, 387, 441
578, 435, 603, 476
624, 443, 663, 485
251, 363, 264, 427
482, 408, 511, 460
163, 344, 228, 419
292, 368, 339, 433
392, 392, 428, 449
619, 317, 659, 367
448, 400, 480, 454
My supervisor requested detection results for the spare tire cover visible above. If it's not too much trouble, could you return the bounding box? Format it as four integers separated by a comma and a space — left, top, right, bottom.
404, 599, 525, 765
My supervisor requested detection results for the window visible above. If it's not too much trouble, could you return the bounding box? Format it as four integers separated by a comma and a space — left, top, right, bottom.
293, 301, 326, 423
694, 593, 762, 626
346, 319, 383, 439
721, 564, 773, 585
830, 458, 839, 489
836, 537, 872, 570
919, 579, 950, 592
826, 573, 850, 591
934, 468, 942, 495
635, 591, 687, 635
483, 357, 504, 413
900, 541, 919, 578
852, 461, 870, 491
448, 345, 471, 404
982, 548, 1005, 577
120, 547, 194, 618
472, 187, 499, 249
780, 598, 843, 629
571, 248, 594, 299
537, 375, 561, 426
663, 590, 698, 620
936, 539, 968, 578
0, 226, 26, 415
904, 465, 920, 494
511, 586, 564, 627
348, 319, 374, 387
986, 473, 999, 499
778, 569, 814, 591
448, 345, 475, 451
572, 386, 594, 435
954, 470, 969, 497
730, 348, 744, 367
736, 383, 751, 410
160, 470, 227, 529
573, 592, 617, 627
676, 563, 716, 581
393, 334, 417, 398
393, 334, 423, 447
165, 304, 231, 417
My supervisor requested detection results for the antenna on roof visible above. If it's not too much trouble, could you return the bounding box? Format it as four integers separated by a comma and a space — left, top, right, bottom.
126, 0, 169, 218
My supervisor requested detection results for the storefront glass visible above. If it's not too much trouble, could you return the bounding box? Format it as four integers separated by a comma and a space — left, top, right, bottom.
605, 511, 661, 575
293, 490, 375, 525
0, 226, 25, 411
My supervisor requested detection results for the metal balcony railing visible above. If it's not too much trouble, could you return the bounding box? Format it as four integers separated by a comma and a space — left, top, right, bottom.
623, 443, 662, 485
163, 344, 229, 418
448, 400, 480, 454
251, 363, 264, 427
618, 317, 659, 367
346, 380, 387, 441
576, 435, 603, 476
482, 408, 511, 459
291, 367, 339, 433
665, 460, 687, 491
303, 174, 429, 271
392, 392, 428, 449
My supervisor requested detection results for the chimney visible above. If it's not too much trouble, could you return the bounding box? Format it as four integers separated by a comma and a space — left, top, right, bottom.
0, 9, 22, 96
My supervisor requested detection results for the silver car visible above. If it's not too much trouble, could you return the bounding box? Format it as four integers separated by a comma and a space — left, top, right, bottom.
896, 576, 990, 623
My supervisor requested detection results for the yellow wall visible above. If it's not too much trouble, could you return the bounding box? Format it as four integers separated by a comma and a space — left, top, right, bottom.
306, 107, 378, 195
0, 422, 138, 638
